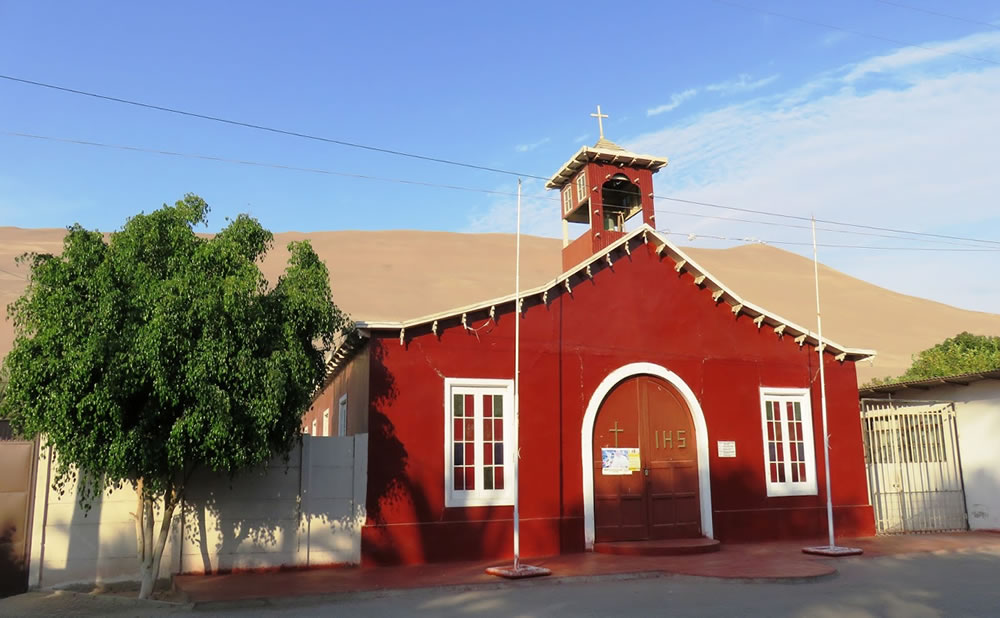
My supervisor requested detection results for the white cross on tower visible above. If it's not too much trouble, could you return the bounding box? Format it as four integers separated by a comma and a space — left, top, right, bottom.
590, 105, 609, 139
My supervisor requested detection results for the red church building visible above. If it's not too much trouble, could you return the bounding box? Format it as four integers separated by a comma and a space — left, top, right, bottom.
303, 132, 877, 565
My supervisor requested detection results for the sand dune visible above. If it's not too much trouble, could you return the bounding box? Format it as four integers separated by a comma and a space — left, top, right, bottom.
3, 226, 999, 384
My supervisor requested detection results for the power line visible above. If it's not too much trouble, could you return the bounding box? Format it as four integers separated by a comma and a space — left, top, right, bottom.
714, 0, 1000, 67
0, 130, 543, 201
652, 194, 1000, 246
0, 74, 550, 182
4, 74, 998, 246
652, 207, 985, 248
871, 0, 1000, 30
0, 267, 27, 280
6, 129, 1000, 249
656, 230, 1000, 252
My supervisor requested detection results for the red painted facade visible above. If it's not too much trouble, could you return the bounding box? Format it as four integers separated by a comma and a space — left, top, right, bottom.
360, 241, 875, 566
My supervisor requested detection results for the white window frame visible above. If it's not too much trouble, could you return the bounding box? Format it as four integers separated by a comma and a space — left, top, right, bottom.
311, 419, 317, 437
322, 408, 330, 437
338, 394, 348, 436
443, 377, 515, 507
562, 187, 573, 214
575, 171, 588, 204
759, 387, 818, 497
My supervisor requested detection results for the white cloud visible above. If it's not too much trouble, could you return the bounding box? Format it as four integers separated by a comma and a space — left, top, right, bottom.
465, 31, 1000, 312
573, 133, 589, 143
706, 73, 779, 94
515, 137, 550, 153
463, 178, 559, 237
647, 89, 698, 116
626, 30, 1000, 312
844, 30, 1000, 82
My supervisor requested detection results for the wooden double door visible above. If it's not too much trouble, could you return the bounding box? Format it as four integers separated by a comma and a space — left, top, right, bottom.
593, 375, 701, 542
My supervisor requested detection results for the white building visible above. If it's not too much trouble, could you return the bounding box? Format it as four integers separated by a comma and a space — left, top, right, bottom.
859, 370, 1000, 532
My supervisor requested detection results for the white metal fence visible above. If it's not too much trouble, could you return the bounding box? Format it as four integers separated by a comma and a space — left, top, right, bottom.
860, 399, 968, 534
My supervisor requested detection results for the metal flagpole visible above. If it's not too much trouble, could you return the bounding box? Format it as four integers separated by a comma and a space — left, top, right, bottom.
486, 179, 551, 578
803, 216, 862, 557
513, 178, 522, 570
813, 216, 836, 548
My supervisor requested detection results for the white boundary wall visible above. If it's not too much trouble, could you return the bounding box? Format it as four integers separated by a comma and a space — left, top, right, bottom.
865, 381, 1000, 531
27, 434, 368, 589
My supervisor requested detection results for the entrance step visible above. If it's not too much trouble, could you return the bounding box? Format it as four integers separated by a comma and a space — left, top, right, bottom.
594, 537, 721, 557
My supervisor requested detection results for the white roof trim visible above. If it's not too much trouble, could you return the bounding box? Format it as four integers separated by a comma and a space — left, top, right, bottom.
355, 225, 876, 362
545, 146, 669, 189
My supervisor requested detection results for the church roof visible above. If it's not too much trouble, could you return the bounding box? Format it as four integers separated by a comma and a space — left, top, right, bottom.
545, 140, 669, 190
351, 224, 876, 367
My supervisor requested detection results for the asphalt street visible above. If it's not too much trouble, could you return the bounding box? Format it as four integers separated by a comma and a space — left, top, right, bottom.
3, 547, 998, 617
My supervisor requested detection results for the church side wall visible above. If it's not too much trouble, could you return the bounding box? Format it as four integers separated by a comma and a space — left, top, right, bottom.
362, 244, 874, 566
302, 344, 370, 437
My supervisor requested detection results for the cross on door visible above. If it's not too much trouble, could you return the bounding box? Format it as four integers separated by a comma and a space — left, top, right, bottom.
608, 420, 624, 447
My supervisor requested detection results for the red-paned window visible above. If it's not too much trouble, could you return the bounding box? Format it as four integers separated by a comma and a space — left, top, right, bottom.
445, 379, 515, 507
760, 388, 818, 497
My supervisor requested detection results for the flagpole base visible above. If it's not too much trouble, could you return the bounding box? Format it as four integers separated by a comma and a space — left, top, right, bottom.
485, 564, 552, 579
802, 545, 863, 557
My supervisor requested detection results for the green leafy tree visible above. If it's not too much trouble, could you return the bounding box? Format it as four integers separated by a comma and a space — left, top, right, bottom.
0, 195, 344, 598
899, 332, 1000, 380
864, 332, 1000, 387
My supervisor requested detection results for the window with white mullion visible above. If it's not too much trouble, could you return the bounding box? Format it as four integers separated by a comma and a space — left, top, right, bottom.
445, 378, 514, 507
759, 388, 817, 497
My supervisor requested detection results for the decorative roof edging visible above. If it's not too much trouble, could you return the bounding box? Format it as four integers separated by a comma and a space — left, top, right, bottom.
354, 224, 877, 363
545, 145, 669, 190
312, 327, 367, 397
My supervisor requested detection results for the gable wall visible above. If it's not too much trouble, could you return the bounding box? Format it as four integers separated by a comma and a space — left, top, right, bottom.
363, 243, 873, 565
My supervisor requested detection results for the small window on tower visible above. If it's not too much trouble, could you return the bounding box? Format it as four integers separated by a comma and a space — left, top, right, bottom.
575, 172, 588, 204
562, 187, 573, 214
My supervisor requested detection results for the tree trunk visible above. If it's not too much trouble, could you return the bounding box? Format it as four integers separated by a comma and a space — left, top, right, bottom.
135, 484, 180, 600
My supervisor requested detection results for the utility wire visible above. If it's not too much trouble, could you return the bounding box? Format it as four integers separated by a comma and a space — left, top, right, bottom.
714, 0, 1000, 67
0, 74, 550, 181
871, 0, 1000, 30
653, 207, 986, 248
4, 74, 999, 246
0, 131, 543, 200
656, 230, 1000, 252
5, 129, 999, 249
652, 194, 1000, 246
0, 267, 27, 280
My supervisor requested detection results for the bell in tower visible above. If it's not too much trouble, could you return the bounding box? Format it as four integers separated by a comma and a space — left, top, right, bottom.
546, 106, 669, 271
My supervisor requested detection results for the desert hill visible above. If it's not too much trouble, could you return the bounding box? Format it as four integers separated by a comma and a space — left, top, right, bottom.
3, 226, 999, 384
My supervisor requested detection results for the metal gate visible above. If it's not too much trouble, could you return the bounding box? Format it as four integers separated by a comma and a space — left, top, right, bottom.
860, 399, 968, 534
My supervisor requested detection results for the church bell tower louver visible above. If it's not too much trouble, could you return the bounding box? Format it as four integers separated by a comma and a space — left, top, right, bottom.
546, 106, 669, 271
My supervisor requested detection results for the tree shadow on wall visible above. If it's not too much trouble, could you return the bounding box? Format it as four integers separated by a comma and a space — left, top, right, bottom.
180, 343, 393, 575
362, 339, 513, 566
0, 525, 27, 597
711, 462, 874, 544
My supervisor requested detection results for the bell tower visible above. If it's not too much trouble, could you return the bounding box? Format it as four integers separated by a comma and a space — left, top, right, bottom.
546, 106, 669, 271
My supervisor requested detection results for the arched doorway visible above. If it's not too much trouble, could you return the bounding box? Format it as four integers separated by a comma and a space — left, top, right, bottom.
592, 375, 701, 542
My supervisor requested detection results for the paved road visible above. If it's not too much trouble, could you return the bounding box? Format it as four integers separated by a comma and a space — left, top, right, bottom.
4, 548, 999, 616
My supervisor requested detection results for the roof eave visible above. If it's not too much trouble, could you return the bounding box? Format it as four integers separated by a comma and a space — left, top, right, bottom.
858, 368, 1000, 395
354, 225, 875, 363
545, 147, 669, 190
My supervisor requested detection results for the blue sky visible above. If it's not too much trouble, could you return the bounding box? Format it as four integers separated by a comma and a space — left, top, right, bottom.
2, 1, 999, 311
